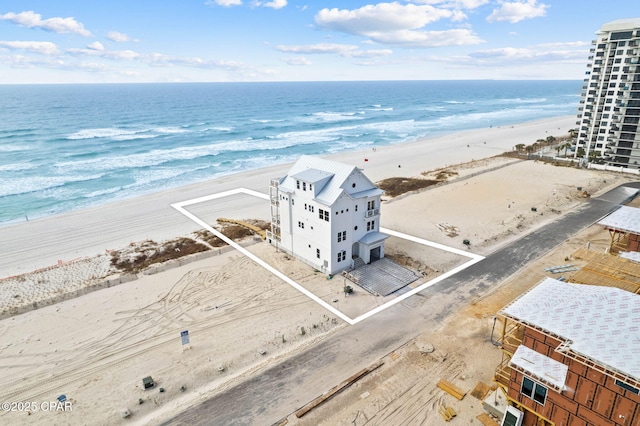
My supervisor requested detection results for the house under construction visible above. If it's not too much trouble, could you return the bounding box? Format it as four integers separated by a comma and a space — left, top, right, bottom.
493, 277, 639, 426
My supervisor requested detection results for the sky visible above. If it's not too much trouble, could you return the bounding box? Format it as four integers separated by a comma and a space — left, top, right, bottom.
0, 0, 636, 84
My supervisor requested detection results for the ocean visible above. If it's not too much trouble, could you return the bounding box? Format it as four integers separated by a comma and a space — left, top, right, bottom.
0, 80, 580, 226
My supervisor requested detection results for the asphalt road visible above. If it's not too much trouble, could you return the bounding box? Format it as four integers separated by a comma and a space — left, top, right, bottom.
163, 183, 640, 426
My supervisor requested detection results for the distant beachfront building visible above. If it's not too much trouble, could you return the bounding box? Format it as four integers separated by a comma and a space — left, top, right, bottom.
575, 18, 640, 168
266, 155, 387, 275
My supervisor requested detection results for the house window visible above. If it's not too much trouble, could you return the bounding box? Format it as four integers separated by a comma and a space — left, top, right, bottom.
325, 210, 329, 221
367, 220, 375, 231
337, 250, 346, 262
292, 198, 294, 205
367, 200, 375, 210
316, 248, 320, 259
303, 182, 306, 191
521, 377, 547, 405
309, 184, 312, 190
298, 221, 304, 229
355, 205, 358, 211
305, 203, 307, 210
615, 380, 640, 394
310, 205, 314, 213
319, 209, 329, 221
337, 230, 346, 242
296, 180, 300, 189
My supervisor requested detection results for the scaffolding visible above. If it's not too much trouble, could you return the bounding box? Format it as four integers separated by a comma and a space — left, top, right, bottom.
266, 178, 281, 243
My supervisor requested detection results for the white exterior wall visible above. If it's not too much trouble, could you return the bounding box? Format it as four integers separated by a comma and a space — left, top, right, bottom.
271, 156, 386, 275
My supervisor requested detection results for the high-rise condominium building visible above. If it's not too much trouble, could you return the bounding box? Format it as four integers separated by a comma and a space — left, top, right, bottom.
575, 18, 640, 168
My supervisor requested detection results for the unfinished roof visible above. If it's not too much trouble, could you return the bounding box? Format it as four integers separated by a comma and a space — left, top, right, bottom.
597, 205, 640, 234
620, 251, 640, 264
510, 345, 568, 392
501, 278, 640, 385
568, 247, 640, 294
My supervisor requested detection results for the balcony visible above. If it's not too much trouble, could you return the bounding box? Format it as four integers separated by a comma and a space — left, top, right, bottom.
365, 208, 380, 218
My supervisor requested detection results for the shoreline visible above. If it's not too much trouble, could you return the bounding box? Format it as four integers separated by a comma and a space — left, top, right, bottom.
0, 115, 575, 278
2, 117, 638, 425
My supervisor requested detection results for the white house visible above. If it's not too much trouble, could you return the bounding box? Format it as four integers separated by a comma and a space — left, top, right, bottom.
267, 155, 387, 275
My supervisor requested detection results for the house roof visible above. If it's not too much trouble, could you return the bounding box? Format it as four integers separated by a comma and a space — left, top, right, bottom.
598, 205, 640, 234
620, 251, 640, 264
500, 278, 640, 383
510, 345, 568, 392
359, 231, 389, 245
291, 168, 333, 184
279, 155, 380, 205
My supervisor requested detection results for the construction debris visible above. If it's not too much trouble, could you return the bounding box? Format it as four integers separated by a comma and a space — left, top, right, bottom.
470, 381, 494, 401
544, 264, 578, 274
295, 361, 383, 418
437, 379, 466, 400
476, 413, 499, 426
439, 405, 457, 421
437, 223, 459, 237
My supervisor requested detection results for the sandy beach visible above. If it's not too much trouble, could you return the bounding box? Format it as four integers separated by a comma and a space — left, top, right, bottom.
0, 115, 574, 278
1, 114, 635, 425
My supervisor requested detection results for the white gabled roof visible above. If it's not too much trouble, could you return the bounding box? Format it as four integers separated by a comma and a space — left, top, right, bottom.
501, 278, 640, 383
291, 168, 333, 184
598, 205, 640, 234
279, 155, 380, 205
510, 345, 568, 392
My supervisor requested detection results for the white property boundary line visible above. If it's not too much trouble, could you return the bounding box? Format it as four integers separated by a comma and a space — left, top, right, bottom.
171, 188, 485, 325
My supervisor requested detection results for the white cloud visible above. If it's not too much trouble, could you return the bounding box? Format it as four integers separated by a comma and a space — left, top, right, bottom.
537, 41, 590, 48
410, 0, 488, 8
206, 0, 243, 6
315, 3, 482, 48
107, 31, 137, 42
67, 47, 140, 60
0, 40, 60, 55
466, 44, 588, 63
254, 0, 287, 9
276, 43, 393, 58
282, 56, 312, 65
0, 11, 91, 36
347, 49, 394, 58
87, 42, 104, 51
316, 3, 453, 34
486, 0, 548, 23
368, 28, 483, 47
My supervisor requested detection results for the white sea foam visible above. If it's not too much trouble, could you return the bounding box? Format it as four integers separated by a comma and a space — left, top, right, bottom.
306, 111, 364, 122
67, 128, 144, 140
67, 126, 189, 141
0, 163, 36, 172
155, 126, 190, 134
0, 144, 31, 152
0, 174, 104, 197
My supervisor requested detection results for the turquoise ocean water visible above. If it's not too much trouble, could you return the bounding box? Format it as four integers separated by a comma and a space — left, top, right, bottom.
0, 80, 580, 226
